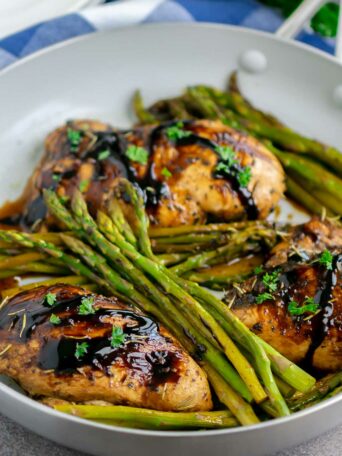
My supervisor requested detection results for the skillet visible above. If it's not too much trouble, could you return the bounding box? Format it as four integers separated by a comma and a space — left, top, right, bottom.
0, 3, 341, 455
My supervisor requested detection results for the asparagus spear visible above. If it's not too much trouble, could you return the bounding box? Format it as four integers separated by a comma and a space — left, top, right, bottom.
285, 176, 334, 217
0, 262, 68, 279
156, 252, 190, 266
152, 243, 212, 253
133, 90, 157, 124
0, 232, 66, 249
227, 72, 285, 128
204, 364, 259, 425
170, 227, 275, 276
184, 255, 263, 284
0, 252, 47, 270
148, 221, 261, 237
107, 198, 137, 248
0, 230, 111, 294
272, 148, 342, 206
166, 98, 192, 120
53, 404, 238, 430
288, 371, 342, 412
152, 233, 228, 245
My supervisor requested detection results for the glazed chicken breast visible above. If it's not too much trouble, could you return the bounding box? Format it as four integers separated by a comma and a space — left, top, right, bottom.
1, 119, 285, 230
228, 219, 342, 372
0, 285, 212, 411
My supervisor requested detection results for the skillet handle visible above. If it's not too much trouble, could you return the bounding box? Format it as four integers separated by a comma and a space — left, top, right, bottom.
275, 0, 342, 63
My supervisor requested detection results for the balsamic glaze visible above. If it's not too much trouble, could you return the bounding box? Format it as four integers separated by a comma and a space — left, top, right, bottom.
303, 254, 341, 367
0, 287, 182, 386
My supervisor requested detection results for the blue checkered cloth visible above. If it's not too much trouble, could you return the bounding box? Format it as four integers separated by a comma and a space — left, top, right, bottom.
0, 0, 336, 70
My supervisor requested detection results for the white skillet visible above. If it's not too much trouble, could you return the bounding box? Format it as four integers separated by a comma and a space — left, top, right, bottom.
0, 2, 341, 455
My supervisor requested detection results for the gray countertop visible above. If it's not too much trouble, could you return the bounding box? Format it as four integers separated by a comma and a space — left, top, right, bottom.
0, 413, 341, 456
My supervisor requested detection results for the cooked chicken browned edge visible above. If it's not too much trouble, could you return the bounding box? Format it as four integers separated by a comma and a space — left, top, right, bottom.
0, 284, 212, 412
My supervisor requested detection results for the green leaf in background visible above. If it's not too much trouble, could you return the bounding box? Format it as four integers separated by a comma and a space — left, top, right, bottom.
259, 1, 339, 37
311, 2, 339, 38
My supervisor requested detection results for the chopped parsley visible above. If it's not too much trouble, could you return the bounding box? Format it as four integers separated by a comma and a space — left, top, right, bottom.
50, 314, 61, 325
215, 162, 231, 174
67, 128, 82, 153
165, 122, 191, 141
45, 292, 57, 306
215, 145, 238, 167
214, 145, 252, 188
237, 166, 252, 188
288, 297, 320, 316
75, 342, 89, 360
78, 296, 96, 315
161, 167, 172, 179
256, 292, 274, 304
111, 326, 126, 348
126, 145, 148, 165
52, 173, 61, 182
317, 250, 333, 270
79, 179, 89, 193
262, 270, 279, 293
254, 265, 264, 275
98, 150, 111, 161
59, 195, 70, 205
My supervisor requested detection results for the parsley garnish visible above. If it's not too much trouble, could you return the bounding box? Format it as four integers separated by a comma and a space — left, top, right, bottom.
79, 179, 89, 193
78, 296, 96, 315
317, 250, 333, 270
59, 195, 70, 205
50, 314, 61, 325
161, 167, 172, 179
67, 128, 82, 153
98, 150, 110, 161
256, 292, 274, 304
237, 166, 252, 188
214, 145, 251, 188
288, 297, 320, 316
111, 326, 126, 348
262, 270, 279, 293
52, 174, 61, 182
215, 162, 231, 174
45, 292, 57, 306
215, 145, 238, 167
75, 342, 89, 360
254, 265, 264, 275
166, 122, 191, 141
126, 145, 148, 165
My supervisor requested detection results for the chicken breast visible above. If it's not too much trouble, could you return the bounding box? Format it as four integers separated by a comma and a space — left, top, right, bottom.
0, 284, 212, 411
227, 220, 342, 372
0, 119, 285, 230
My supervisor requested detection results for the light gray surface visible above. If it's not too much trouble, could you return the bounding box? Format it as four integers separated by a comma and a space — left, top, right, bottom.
0, 413, 341, 456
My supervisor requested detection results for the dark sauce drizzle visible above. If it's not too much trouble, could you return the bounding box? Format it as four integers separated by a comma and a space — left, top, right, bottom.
0, 291, 181, 386
303, 254, 341, 368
